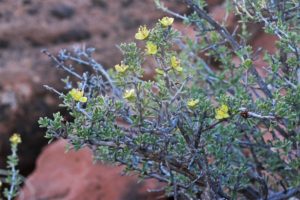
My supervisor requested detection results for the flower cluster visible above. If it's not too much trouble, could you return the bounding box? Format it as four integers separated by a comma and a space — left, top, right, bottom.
170, 56, 182, 72
187, 99, 199, 109
215, 104, 230, 120
159, 16, 174, 27
135, 25, 149, 40
134, 16, 174, 56
69, 88, 87, 103
123, 89, 135, 101
9, 133, 22, 145
146, 41, 158, 55
115, 64, 129, 73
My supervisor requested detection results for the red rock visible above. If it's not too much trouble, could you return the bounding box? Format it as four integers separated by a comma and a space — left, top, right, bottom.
206, 0, 224, 8
19, 140, 166, 200
251, 31, 278, 76
210, 3, 237, 31
251, 31, 278, 54
173, 22, 197, 39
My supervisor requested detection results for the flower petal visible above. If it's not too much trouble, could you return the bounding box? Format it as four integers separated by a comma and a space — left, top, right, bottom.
79, 97, 87, 103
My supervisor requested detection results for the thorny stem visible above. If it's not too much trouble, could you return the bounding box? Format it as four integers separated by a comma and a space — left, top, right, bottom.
238, 107, 276, 120
43, 85, 64, 97
183, 0, 273, 99
133, 79, 144, 129
184, 0, 240, 50
155, 0, 188, 20
268, 185, 300, 200
42, 49, 83, 80
42, 49, 121, 98
169, 76, 190, 104
7, 145, 19, 200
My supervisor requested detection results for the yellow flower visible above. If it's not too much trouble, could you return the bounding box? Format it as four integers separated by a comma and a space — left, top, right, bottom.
171, 56, 183, 72
123, 89, 135, 100
215, 104, 230, 120
155, 68, 164, 75
10, 133, 21, 145
115, 64, 129, 73
146, 41, 158, 55
159, 16, 174, 27
135, 25, 150, 40
171, 56, 180, 68
69, 89, 87, 103
187, 99, 199, 109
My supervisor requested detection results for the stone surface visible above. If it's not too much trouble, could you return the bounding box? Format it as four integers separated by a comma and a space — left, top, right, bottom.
19, 140, 166, 200
210, 3, 237, 31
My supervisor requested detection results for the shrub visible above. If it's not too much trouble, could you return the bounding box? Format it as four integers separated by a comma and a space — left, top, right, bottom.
0, 133, 23, 200
39, 0, 300, 199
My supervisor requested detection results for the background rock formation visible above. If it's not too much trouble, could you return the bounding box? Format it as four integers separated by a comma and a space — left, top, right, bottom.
19, 140, 166, 200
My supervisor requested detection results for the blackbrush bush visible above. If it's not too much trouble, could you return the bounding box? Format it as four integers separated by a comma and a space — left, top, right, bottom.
39, 0, 300, 199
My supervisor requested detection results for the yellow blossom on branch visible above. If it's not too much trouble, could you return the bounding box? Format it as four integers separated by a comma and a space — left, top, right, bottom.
115, 64, 129, 73
171, 56, 183, 72
69, 89, 87, 103
187, 99, 199, 109
159, 17, 174, 27
171, 56, 180, 68
186, 99, 199, 109
135, 25, 150, 40
123, 89, 136, 100
215, 104, 230, 120
10, 133, 21, 145
146, 41, 158, 55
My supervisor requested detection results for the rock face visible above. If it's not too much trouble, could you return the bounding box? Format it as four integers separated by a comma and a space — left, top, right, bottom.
19, 140, 166, 200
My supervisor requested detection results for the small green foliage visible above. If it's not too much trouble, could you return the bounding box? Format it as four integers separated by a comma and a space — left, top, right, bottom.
1, 134, 23, 200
